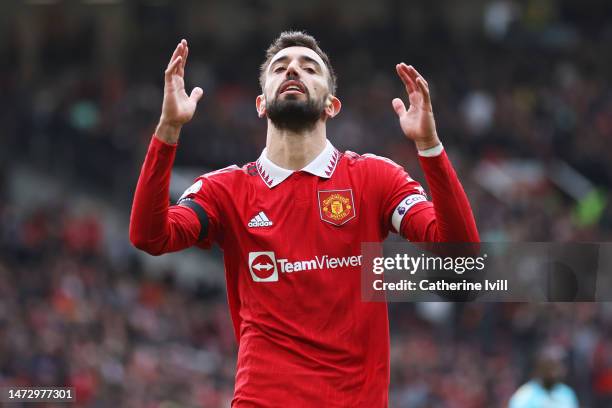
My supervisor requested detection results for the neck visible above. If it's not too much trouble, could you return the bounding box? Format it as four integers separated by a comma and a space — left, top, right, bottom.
265, 120, 327, 170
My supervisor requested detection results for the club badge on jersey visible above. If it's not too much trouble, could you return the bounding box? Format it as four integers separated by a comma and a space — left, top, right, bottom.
318, 189, 356, 226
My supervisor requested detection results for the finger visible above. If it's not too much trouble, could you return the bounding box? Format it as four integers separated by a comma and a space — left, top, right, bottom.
402, 65, 432, 107
178, 46, 186, 77
396, 64, 413, 90
178, 39, 188, 74
397, 64, 417, 94
404, 64, 419, 80
180, 45, 189, 75
168, 42, 184, 66
189, 87, 204, 104
402, 64, 422, 88
165, 56, 182, 80
401, 69, 418, 94
401, 64, 420, 85
416, 77, 431, 106
391, 98, 406, 117
406, 65, 429, 88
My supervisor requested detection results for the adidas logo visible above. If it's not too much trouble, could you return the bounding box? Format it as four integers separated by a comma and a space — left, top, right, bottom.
248, 211, 273, 228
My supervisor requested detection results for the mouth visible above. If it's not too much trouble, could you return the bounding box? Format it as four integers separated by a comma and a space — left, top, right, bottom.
279, 80, 306, 96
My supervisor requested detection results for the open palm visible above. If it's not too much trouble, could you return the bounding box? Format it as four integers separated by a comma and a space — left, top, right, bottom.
160, 39, 203, 127
392, 64, 439, 151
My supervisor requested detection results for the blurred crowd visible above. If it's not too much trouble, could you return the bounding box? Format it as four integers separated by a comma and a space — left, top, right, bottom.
2, 206, 612, 407
1, 0, 612, 406
0, 203, 237, 407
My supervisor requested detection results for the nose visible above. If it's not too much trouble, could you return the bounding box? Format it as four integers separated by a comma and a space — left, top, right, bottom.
286, 59, 300, 77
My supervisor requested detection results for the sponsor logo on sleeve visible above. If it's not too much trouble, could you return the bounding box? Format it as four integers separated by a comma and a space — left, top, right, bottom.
178, 180, 203, 202
391, 193, 428, 231
399, 194, 426, 212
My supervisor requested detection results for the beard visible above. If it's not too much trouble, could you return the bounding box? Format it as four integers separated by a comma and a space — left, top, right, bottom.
266, 93, 326, 133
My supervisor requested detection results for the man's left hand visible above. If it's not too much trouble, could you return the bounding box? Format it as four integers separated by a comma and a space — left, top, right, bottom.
392, 63, 441, 151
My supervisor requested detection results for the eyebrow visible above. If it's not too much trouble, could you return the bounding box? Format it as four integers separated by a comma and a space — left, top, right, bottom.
269, 55, 322, 71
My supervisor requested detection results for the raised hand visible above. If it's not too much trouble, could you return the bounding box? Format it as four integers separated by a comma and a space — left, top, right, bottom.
392, 63, 440, 151
156, 39, 204, 144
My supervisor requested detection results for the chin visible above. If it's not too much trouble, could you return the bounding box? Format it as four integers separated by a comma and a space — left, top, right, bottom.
266, 93, 326, 132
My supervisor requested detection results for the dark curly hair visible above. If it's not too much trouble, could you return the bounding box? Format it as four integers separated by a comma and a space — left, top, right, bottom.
259, 31, 337, 95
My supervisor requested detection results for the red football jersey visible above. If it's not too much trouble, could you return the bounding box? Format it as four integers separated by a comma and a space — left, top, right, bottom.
129, 136, 479, 407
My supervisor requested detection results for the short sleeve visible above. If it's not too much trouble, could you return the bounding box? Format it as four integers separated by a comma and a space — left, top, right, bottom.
176, 176, 223, 249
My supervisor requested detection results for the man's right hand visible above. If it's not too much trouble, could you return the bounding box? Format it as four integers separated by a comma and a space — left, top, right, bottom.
155, 39, 204, 144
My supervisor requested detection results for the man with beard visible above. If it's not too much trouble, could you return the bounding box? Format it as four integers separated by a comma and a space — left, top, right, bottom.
130, 32, 479, 407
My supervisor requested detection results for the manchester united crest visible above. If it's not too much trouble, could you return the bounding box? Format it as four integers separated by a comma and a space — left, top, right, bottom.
318, 189, 356, 226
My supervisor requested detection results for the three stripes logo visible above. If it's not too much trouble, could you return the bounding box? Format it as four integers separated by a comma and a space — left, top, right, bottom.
248, 211, 273, 228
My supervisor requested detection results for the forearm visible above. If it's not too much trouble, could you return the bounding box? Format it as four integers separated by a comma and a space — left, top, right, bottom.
402, 146, 479, 243
129, 135, 199, 255
154, 121, 182, 145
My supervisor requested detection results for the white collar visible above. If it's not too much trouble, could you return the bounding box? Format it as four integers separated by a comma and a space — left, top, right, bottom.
256, 140, 341, 188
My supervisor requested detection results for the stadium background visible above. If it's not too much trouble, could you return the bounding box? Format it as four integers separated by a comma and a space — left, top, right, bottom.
1, 0, 612, 406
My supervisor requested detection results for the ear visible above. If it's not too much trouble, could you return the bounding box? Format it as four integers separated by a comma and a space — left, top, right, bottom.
256, 94, 266, 118
324, 94, 342, 119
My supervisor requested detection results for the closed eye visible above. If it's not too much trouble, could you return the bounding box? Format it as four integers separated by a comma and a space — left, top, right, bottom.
274, 66, 286, 73
304, 67, 316, 74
